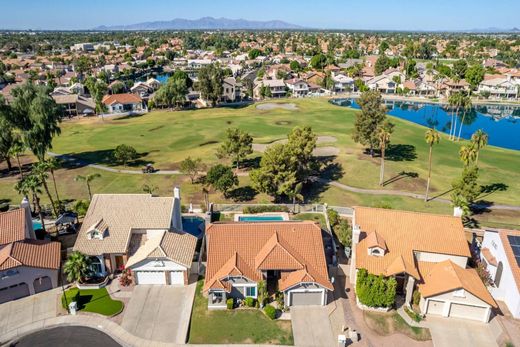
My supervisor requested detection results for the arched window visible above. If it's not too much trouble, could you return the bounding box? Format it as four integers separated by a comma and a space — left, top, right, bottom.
495, 262, 503, 288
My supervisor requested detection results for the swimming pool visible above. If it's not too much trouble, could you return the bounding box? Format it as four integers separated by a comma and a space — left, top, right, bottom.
32, 219, 43, 230
182, 216, 205, 238
238, 216, 285, 222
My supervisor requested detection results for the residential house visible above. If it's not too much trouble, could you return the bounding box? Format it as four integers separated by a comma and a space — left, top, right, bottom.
73, 189, 197, 285
253, 79, 287, 99
442, 79, 471, 97
221, 77, 242, 102
478, 77, 519, 99
366, 70, 404, 94
203, 221, 333, 309
130, 81, 153, 98
332, 74, 354, 93
52, 94, 96, 117
102, 93, 146, 114
285, 79, 310, 97
480, 229, 520, 319
350, 207, 497, 322
0, 204, 61, 304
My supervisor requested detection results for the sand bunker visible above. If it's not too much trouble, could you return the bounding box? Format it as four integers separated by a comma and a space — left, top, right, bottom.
253, 136, 339, 157
256, 103, 298, 111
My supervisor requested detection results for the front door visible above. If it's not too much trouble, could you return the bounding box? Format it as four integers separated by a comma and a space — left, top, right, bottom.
115, 256, 124, 272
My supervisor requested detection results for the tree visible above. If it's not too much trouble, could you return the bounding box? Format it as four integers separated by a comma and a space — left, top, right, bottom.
405, 59, 418, 78
180, 157, 202, 184
0, 113, 15, 172
471, 130, 488, 165
353, 91, 387, 156
310, 53, 327, 70
456, 95, 472, 142
46, 157, 61, 207
142, 183, 158, 195
113, 144, 138, 166
8, 138, 25, 178
32, 161, 58, 217
459, 145, 477, 167
321, 72, 335, 91
285, 126, 317, 183
198, 63, 224, 107
63, 251, 92, 284
356, 269, 396, 308
84, 78, 108, 114
452, 59, 468, 79
248, 48, 262, 60
75, 173, 101, 200
377, 121, 394, 186
289, 60, 301, 72
424, 128, 441, 201
15, 173, 45, 231
465, 65, 485, 90
110, 81, 126, 94
155, 74, 188, 109
375, 55, 390, 75
205, 164, 238, 197
286, 182, 303, 213
452, 165, 480, 204
217, 128, 253, 170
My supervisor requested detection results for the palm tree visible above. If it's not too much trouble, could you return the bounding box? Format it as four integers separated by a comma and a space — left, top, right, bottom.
287, 182, 304, 213
448, 92, 463, 140
75, 173, 101, 200
456, 95, 472, 141
471, 130, 488, 165
32, 161, 58, 217
424, 128, 441, 201
8, 137, 25, 178
377, 122, 394, 186
47, 157, 61, 206
15, 173, 45, 231
459, 145, 477, 167
63, 251, 92, 285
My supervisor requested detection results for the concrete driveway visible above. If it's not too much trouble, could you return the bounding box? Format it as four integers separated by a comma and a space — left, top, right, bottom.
121, 284, 195, 344
291, 306, 336, 347
426, 316, 497, 347
0, 288, 58, 337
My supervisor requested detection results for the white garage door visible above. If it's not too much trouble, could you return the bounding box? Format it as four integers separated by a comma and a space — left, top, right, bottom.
169, 271, 184, 285
136, 271, 166, 285
290, 291, 323, 306
450, 303, 488, 321
427, 300, 445, 316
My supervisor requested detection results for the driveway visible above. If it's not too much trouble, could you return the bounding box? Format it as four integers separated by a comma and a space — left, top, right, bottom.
121, 284, 195, 344
291, 306, 336, 347
0, 288, 58, 337
426, 316, 498, 347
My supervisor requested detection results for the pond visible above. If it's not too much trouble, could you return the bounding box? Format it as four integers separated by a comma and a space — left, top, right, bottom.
330, 98, 520, 151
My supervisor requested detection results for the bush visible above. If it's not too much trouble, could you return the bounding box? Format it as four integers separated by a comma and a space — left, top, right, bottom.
327, 209, 340, 226
226, 298, 234, 309
73, 199, 90, 217
412, 290, 421, 306
119, 269, 133, 287
113, 144, 138, 166
356, 268, 396, 308
335, 219, 352, 248
264, 305, 277, 320
244, 297, 255, 307
275, 291, 284, 309
243, 205, 289, 214
404, 306, 423, 323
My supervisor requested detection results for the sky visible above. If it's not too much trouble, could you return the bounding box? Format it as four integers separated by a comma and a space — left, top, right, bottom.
2, 0, 519, 31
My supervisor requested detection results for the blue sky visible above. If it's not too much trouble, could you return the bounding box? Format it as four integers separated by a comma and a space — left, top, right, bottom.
2, 0, 519, 30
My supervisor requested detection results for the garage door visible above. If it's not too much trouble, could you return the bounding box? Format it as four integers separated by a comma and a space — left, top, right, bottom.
0, 283, 30, 304
169, 271, 184, 285
290, 291, 323, 306
450, 303, 487, 321
33, 276, 53, 294
136, 271, 166, 285
427, 300, 445, 316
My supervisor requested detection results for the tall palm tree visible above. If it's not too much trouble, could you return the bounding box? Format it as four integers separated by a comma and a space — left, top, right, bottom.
63, 251, 92, 285
377, 122, 394, 186
448, 92, 463, 141
75, 173, 101, 200
459, 145, 477, 167
424, 128, 441, 201
15, 173, 45, 231
32, 161, 58, 217
456, 95, 472, 141
47, 157, 62, 207
471, 129, 488, 165
8, 138, 25, 178
287, 182, 304, 213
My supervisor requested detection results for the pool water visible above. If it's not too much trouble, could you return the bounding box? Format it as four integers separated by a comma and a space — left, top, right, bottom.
182, 216, 205, 238
238, 216, 285, 222
32, 219, 43, 230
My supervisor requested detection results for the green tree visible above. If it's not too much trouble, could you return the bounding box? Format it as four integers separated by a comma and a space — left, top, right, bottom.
32, 161, 58, 217
456, 95, 472, 142
452, 59, 468, 79
377, 121, 394, 186
84, 78, 108, 114
424, 128, 441, 201
180, 157, 202, 184
217, 128, 253, 170
0, 111, 15, 172
471, 129, 488, 165
289, 60, 301, 72
198, 63, 224, 107
15, 173, 45, 231
374, 55, 390, 75
459, 145, 477, 167
63, 251, 92, 284
113, 144, 138, 166
248, 48, 262, 60
310, 53, 327, 70
74, 173, 101, 200
155, 75, 188, 109
465, 65, 485, 89
452, 165, 480, 204
205, 164, 238, 197
285, 126, 317, 183
353, 91, 387, 156
286, 182, 303, 213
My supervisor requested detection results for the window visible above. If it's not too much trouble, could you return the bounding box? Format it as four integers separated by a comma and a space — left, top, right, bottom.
245, 286, 256, 298
495, 262, 503, 288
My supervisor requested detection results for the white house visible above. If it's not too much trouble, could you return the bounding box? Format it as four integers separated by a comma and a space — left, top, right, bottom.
285, 79, 310, 97
480, 229, 520, 319
332, 74, 354, 93
478, 77, 519, 99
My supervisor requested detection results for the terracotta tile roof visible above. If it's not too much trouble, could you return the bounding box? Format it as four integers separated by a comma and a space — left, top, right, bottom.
0, 209, 27, 246
418, 260, 497, 308
385, 255, 420, 279
74, 194, 175, 255
355, 207, 470, 279
365, 231, 387, 251
481, 247, 498, 267
498, 229, 520, 293
0, 240, 60, 271
102, 93, 142, 105
203, 221, 332, 292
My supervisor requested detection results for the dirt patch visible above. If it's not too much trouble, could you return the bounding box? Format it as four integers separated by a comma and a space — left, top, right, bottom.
275, 120, 292, 125
256, 103, 298, 111
199, 140, 219, 147
313, 147, 340, 156
316, 136, 338, 144
364, 311, 431, 341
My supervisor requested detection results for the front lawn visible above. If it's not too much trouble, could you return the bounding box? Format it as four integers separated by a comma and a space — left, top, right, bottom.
364, 311, 431, 341
61, 287, 124, 316
188, 279, 293, 345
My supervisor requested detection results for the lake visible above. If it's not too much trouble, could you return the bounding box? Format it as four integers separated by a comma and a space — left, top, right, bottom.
330, 98, 520, 151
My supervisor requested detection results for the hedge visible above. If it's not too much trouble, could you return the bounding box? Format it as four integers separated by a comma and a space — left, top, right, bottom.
243, 205, 289, 214
356, 268, 396, 308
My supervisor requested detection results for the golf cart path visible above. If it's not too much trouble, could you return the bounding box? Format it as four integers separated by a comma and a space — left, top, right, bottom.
47, 152, 520, 211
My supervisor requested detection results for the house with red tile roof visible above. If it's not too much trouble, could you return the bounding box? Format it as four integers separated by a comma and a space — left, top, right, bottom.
350, 207, 496, 322
0, 205, 60, 304
203, 221, 332, 309
102, 93, 146, 114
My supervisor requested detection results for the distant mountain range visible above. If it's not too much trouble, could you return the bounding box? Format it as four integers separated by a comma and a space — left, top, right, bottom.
466, 27, 520, 33
94, 17, 304, 31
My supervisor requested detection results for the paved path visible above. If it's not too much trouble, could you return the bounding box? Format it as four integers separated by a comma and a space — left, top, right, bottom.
291, 306, 336, 347
425, 316, 497, 347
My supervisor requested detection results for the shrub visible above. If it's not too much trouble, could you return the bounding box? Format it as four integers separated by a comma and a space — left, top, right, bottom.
335, 219, 352, 248
275, 291, 284, 309
243, 205, 289, 214
113, 144, 138, 166
356, 268, 396, 308
327, 209, 340, 226
412, 290, 421, 306
226, 298, 234, 309
244, 297, 255, 307
119, 269, 133, 287
264, 305, 277, 320
404, 306, 423, 323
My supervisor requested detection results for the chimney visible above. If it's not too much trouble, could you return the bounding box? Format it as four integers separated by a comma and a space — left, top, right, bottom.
171, 186, 183, 231
21, 197, 35, 239
453, 206, 463, 218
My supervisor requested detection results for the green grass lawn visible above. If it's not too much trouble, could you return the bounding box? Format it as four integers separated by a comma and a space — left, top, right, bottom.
188, 279, 293, 345
61, 287, 124, 316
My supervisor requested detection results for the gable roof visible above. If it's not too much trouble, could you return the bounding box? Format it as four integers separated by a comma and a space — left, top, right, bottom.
418, 260, 497, 308
203, 221, 332, 292
102, 93, 142, 105
0, 240, 60, 271
0, 209, 27, 246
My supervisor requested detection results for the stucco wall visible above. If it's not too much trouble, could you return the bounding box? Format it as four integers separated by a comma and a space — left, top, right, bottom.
414, 251, 468, 268
0, 266, 58, 295
130, 258, 187, 272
